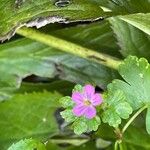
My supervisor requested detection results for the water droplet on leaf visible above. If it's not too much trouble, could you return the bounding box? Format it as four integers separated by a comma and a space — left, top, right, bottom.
146, 65, 149, 69
139, 73, 144, 78
15, 0, 25, 8
42, 117, 47, 122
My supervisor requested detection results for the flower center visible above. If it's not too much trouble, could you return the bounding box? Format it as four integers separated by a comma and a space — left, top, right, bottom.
83, 100, 91, 106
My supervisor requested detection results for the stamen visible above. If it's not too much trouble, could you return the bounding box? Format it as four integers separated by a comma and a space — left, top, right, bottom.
84, 100, 91, 106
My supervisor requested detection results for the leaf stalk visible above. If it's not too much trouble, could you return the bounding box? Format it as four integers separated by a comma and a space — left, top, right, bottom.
17, 27, 122, 70
122, 105, 148, 134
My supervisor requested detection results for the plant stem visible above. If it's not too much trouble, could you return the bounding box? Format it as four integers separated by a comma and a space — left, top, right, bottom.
17, 27, 122, 70
119, 143, 124, 150
114, 141, 119, 150
122, 105, 148, 134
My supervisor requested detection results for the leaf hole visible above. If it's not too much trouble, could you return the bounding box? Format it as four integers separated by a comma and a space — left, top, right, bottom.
55, 0, 71, 7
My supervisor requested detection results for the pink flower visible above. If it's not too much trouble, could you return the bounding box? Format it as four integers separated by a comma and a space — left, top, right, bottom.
72, 84, 103, 119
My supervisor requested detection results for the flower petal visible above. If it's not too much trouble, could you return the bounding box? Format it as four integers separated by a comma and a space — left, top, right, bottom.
83, 84, 95, 99
90, 93, 103, 106
72, 92, 83, 104
84, 106, 96, 119
73, 104, 86, 117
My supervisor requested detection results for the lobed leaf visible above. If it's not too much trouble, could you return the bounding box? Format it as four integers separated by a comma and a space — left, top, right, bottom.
73, 117, 88, 135
110, 56, 150, 110
61, 109, 77, 122
102, 90, 132, 128
59, 96, 74, 108
109, 56, 150, 134
73, 116, 101, 135
72, 84, 83, 93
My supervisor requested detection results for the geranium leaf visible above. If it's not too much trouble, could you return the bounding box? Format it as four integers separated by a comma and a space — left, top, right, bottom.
72, 84, 83, 93
102, 90, 132, 128
110, 56, 150, 110
61, 109, 77, 122
86, 116, 101, 131
61, 111, 101, 135
109, 56, 150, 134
59, 96, 74, 108
73, 116, 101, 135
73, 117, 88, 135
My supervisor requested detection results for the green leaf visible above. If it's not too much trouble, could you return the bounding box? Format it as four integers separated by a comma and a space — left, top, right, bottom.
0, 37, 119, 100
59, 96, 74, 108
46, 141, 98, 150
110, 56, 150, 110
46, 142, 62, 150
68, 141, 98, 150
146, 108, 150, 134
0, 0, 104, 40
86, 116, 101, 131
120, 13, 150, 35
17, 80, 74, 95
0, 20, 120, 97
102, 109, 121, 128
97, 123, 150, 149
0, 91, 62, 149
102, 90, 132, 128
109, 56, 150, 133
52, 21, 120, 57
124, 125, 150, 149
72, 84, 83, 93
61, 109, 77, 122
96, 0, 150, 14
73, 116, 101, 135
47, 138, 88, 147
96, 138, 111, 149
109, 17, 150, 59
7, 139, 46, 150
73, 117, 88, 135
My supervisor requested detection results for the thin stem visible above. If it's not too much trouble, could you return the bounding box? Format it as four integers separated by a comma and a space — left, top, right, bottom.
17, 27, 122, 70
114, 128, 122, 140
114, 141, 119, 150
119, 143, 124, 150
122, 105, 148, 134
